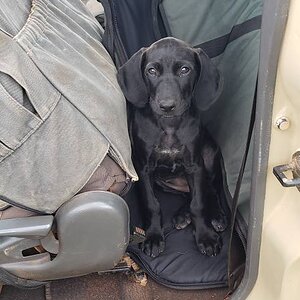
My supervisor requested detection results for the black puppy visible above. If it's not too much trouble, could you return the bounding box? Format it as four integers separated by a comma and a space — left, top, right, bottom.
117, 37, 227, 258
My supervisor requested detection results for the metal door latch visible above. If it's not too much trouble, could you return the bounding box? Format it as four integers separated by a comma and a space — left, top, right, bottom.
273, 151, 300, 188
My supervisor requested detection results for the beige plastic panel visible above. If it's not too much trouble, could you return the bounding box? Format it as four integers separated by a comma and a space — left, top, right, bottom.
248, 0, 300, 299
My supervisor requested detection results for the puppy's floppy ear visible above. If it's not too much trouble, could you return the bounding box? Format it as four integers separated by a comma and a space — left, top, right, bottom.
193, 48, 223, 111
117, 48, 148, 108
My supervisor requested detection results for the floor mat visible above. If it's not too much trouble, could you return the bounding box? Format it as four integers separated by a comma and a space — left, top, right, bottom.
125, 183, 232, 289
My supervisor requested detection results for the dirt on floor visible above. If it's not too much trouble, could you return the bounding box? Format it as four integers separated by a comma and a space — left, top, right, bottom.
0, 272, 228, 300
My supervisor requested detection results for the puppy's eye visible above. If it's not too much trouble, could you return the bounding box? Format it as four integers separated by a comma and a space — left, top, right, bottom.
179, 66, 190, 76
147, 67, 158, 76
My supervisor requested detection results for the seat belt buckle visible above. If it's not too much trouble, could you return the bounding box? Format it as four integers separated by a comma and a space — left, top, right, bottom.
130, 226, 146, 245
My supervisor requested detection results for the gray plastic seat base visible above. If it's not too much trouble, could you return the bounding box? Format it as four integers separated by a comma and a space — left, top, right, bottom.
0, 191, 129, 281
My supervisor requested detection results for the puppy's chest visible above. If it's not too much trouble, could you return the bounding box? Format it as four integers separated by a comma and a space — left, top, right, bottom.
152, 129, 185, 162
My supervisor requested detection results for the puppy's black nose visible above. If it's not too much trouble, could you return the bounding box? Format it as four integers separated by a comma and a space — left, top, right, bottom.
159, 102, 176, 112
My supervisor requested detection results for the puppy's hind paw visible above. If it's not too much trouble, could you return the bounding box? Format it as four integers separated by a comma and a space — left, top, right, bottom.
211, 214, 227, 233
173, 212, 192, 230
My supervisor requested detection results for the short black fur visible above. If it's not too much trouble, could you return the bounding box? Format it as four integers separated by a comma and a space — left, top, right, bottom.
118, 37, 227, 258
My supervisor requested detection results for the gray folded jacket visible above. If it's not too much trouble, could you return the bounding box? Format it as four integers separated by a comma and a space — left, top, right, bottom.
0, 0, 137, 213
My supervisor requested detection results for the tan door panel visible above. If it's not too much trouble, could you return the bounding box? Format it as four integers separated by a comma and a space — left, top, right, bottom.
249, 0, 300, 299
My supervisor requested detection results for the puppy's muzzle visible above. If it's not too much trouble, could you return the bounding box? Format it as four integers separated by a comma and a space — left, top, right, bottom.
159, 99, 176, 113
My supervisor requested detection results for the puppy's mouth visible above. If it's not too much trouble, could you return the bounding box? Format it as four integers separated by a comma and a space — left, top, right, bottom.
149, 99, 189, 118
160, 106, 189, 118
161, 115, 175, 118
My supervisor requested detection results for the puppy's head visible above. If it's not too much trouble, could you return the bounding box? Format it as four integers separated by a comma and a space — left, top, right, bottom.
117, 37, 223, 116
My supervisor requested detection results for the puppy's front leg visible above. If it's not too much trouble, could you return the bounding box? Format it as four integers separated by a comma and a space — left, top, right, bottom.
186, 164, 222, 256
138, 168, 165, 257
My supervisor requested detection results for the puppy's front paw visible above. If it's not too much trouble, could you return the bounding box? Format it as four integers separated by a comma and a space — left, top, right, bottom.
211, 214, 227, 232
141, 231, 165, 258
194, 229, 222, 257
